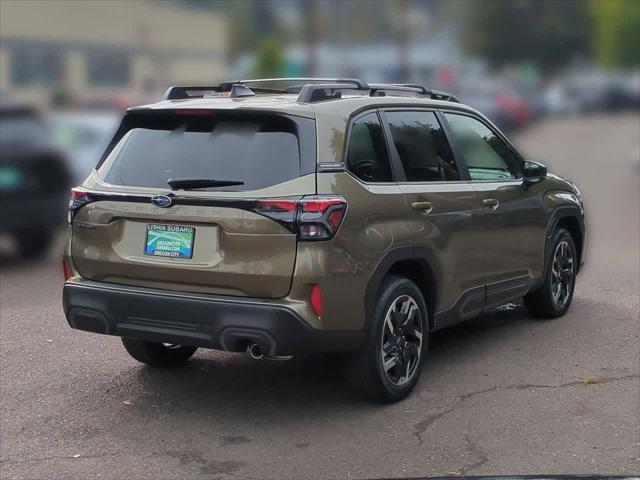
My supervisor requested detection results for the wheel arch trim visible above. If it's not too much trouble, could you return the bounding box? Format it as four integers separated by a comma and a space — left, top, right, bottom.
364, 245, 441, 330
537, 205, 585, 290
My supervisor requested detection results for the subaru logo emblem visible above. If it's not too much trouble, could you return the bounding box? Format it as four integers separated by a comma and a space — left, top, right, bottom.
151, 195, 172, 208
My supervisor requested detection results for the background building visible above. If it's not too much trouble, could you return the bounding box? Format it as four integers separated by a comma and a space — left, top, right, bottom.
0, 0, 228, 108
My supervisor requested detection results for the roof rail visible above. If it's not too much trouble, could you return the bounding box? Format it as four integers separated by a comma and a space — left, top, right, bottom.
369, 83, 459, 103
162, 79, 459, 104
428, 89, 460, 103
369, 83, 428, 96
219, 77, 369, 92
218, 77, 371, 103
297, 81, 369, 103
294, 81, 459, 103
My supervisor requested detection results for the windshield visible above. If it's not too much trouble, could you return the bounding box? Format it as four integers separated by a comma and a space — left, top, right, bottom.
50, 119, 107, 152
98, 113, 304, 191
0, 110, 49, 148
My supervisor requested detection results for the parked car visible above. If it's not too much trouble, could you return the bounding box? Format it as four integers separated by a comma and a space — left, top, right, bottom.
62, 79, 585, 402
543, 70, 640, 116
0, 99, 71, 258
459, 80, 533, 132
49, 111, 119, 183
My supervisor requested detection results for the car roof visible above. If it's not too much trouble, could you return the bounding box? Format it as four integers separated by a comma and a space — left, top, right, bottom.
129, 93, 479, 120
130, 95, 317, 118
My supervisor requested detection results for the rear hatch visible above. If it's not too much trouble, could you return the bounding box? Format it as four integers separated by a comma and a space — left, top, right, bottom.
70, 108, 316, 298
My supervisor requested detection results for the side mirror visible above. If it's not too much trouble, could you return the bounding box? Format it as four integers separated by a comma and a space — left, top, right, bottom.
523, 161, 547, 185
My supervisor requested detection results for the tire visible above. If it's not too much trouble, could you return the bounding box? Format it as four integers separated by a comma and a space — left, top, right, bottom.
121, 338, 197, 367
524, 228, 577, 319
346, 276, 429, 403
16, 229, 53, 259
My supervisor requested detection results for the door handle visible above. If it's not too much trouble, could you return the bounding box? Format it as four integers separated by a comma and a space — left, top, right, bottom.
411, 201, 433, 214
483, 198, 500, 210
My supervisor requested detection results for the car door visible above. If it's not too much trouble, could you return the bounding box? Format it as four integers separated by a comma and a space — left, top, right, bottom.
380, 109, 486, 326
441, 111, 547, 311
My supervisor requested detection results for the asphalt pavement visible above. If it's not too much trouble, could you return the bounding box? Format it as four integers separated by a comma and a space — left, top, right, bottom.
1, 114, 639, 479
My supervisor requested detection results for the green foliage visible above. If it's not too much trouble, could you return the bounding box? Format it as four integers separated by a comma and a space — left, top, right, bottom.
591, 0, 640, 68
461, 0, 592, 72
253, 37, 285, 77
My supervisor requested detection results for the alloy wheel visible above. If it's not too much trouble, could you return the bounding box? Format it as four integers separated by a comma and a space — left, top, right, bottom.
380, 295, 424, 386
551, 240, 575, 309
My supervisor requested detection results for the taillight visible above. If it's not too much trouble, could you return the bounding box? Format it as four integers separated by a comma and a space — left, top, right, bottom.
297, 196, 346, 241
254, 195, 347, 241
68, 188, 91, 224
63, 258, 73, 281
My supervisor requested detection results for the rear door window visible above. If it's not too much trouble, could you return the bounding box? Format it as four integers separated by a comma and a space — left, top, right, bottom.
385, 111, 460, 182
98, 112, 312, 191
346, 112, 393, 183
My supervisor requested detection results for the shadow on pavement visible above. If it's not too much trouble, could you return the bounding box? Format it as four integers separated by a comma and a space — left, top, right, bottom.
102, 304, 534, 423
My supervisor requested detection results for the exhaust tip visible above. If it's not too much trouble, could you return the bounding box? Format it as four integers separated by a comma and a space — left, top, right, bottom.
247, 343, 264, 360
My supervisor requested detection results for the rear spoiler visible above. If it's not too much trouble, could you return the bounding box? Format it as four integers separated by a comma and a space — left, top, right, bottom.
161, 84, 255, 101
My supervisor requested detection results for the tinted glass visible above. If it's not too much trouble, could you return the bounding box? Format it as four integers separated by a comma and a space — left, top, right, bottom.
444, 113, 522, 180
99, 114, 302, 191
386, 111, 459, 182
346, 112, 393, 182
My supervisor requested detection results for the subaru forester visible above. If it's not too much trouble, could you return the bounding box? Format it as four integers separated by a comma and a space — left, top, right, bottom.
63, 78, 585, 402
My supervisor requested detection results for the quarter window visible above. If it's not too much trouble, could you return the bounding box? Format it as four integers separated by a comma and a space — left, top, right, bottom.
385, 111, 459, 182
444, 113, 522, 180
346, 112, 393, 183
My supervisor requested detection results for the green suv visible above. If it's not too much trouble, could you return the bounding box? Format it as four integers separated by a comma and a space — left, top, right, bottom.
63, 78, 585, 402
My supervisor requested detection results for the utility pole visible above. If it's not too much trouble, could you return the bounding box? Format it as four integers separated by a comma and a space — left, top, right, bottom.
303, 0, 319, 76
397, 0, 410, 81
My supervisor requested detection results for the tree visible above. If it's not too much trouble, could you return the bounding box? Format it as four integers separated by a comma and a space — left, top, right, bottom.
253, 37, 285, 77
591, 0, 640, 69
460, 0, 592, 73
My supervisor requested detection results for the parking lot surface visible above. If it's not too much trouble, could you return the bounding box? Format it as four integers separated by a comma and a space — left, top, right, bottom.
1, 114, 639, 479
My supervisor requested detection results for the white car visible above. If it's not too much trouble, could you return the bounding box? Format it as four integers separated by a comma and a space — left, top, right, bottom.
49, 111, 119, 183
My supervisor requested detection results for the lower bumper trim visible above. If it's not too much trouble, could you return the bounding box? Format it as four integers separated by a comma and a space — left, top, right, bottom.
63, 281, 364, 355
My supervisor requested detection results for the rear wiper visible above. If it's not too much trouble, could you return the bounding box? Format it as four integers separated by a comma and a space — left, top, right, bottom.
167, 178, 245, 190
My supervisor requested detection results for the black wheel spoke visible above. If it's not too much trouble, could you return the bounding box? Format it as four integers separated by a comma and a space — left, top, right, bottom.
406, 342, 419, 360
390, 308, 404, 329
393, 351, 406, 378
382, 341, 395, 355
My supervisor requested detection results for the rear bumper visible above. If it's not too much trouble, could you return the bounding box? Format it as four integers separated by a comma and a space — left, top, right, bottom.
63, 280, 364, 355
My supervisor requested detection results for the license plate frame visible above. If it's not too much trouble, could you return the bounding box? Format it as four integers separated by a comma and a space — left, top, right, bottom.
144, 224, 195, 259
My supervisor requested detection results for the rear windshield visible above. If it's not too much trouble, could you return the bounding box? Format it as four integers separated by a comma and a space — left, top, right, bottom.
98, 112, 313, 191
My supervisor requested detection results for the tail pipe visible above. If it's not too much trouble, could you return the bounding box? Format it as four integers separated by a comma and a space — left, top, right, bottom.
247, 343, 264, 360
